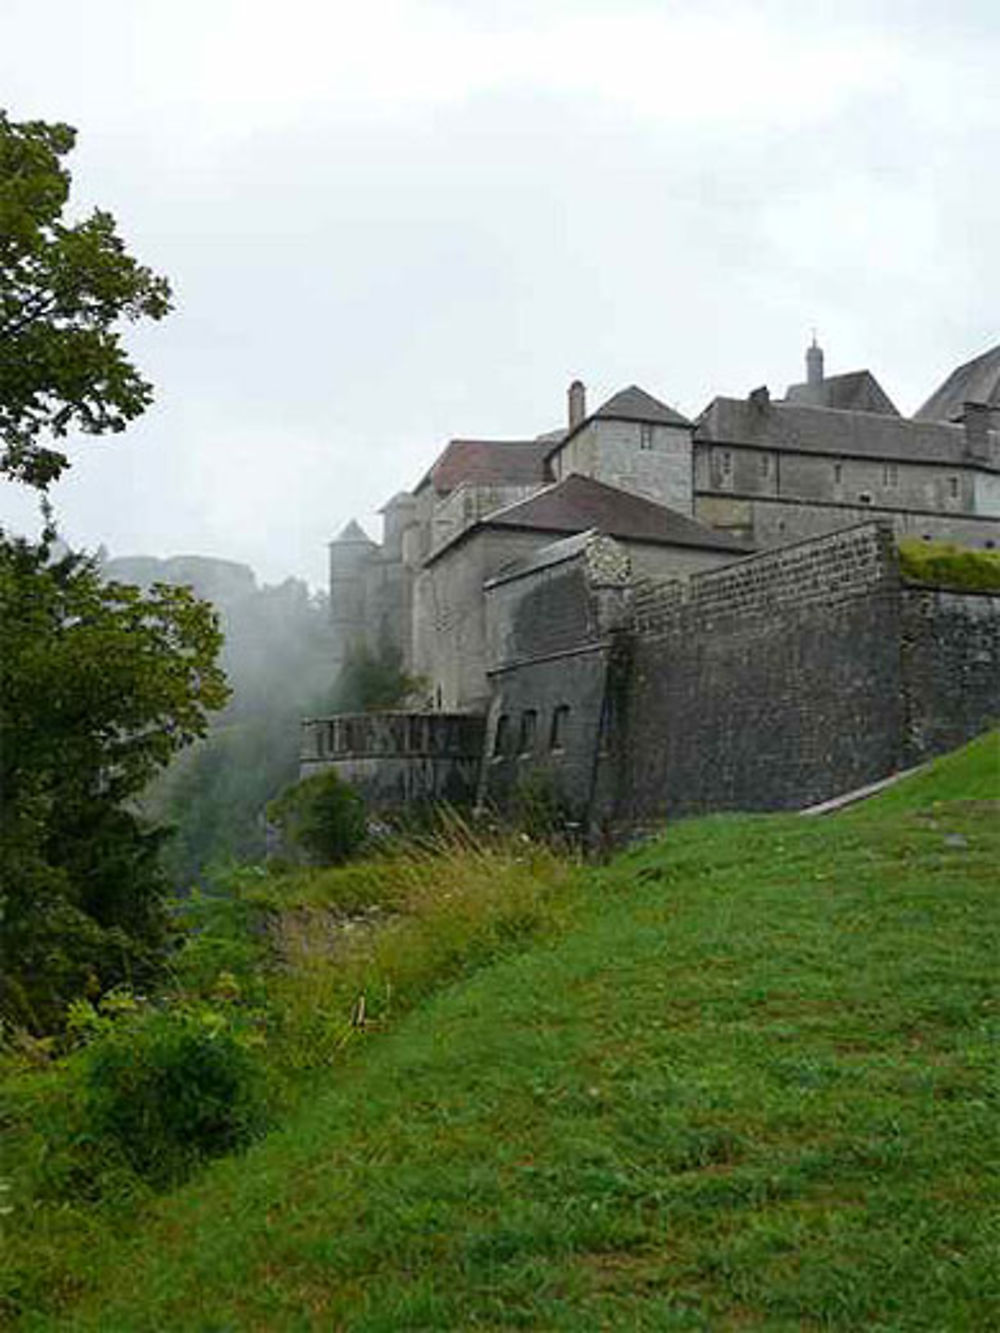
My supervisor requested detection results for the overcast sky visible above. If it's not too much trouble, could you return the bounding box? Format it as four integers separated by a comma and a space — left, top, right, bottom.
1, 0, 997, 587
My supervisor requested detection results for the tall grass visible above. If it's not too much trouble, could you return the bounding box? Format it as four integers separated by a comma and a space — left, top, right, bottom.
262, 823, 577, 1079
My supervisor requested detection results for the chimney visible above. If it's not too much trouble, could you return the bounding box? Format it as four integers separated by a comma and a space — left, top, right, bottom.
962, 401, 993, 463
568, 379, 586, 431
749, 385, 770, 410
806, 336, 824, 388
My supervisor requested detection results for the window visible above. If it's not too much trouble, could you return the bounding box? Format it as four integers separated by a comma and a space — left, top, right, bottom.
833, 462, 843, 486
858, 492, 872, 505
883, 462, 898, 488
518, 709, 537, 755
639, 423, 654, 451
759, 453, 771, 478
550, 705, 570, 751
949, 476, 960, 499
716, 448, 734, 488
493, 714, 510, 757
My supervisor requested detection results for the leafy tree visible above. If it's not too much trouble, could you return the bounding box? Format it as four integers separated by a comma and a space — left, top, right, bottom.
331, 642, 424, 713
0, 539, 229, 1030
0, 112, 223, 1030
0, 110, 171, 488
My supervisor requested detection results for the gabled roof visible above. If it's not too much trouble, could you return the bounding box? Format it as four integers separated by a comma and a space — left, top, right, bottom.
914, 344, 1000, 422
695, 396, 988, 468
416, 438, 552, 496
425, 474, 752, 566
543, 384, 691, 464
784, 370, 900, 416
592, 385, 691, 428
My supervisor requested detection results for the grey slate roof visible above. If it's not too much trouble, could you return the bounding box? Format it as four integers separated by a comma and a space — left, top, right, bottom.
475, 474, 752, 552
593, 385, 691, 428
784, 370, 900, 416
914, 345, 1000, 422
695, 396, 991, 468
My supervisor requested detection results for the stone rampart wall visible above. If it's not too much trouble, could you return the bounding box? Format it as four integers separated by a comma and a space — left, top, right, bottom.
301, 712, 486, 810
631, 520, 895, 638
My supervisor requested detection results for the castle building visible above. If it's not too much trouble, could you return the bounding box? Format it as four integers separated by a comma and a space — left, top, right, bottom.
311, 341, 999, 825
328, 341, 1000, 705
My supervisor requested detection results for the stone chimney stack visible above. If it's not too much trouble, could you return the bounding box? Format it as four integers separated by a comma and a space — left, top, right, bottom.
568, 379, 586, 431
806, 335, 824, 388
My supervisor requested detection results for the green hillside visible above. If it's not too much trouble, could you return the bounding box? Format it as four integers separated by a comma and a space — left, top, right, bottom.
6, 733, 1000, 1330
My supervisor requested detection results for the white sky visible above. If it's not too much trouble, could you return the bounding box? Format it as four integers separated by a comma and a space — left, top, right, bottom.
1, 0, 997, 586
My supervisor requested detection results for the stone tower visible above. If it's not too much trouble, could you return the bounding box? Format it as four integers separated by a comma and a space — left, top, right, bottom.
328, 519, 378, 665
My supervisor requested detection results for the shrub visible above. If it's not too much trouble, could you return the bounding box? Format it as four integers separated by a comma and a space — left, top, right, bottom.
897, 538, 1000, 590
81, 1003, 266, 1187
267, 771, 367, 866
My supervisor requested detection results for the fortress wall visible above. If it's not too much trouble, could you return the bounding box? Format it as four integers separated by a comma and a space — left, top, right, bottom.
615, 522, 906, 817
300, 712, 486, 809
631, 520, 896, 637
900, 586, 1000, 762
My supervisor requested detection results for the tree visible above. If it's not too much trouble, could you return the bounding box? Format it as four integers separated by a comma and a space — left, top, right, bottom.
0, 110, 171, 488
0, 539, 229, 1030
0, 113, 222, 1031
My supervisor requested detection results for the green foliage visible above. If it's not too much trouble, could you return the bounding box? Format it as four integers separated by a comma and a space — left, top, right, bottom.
511, 767, 581, 843
267, 770, 367, 866
0, 111, 171, 488
331, 641, 424, 713
5, 733, 996, 1329
79, 1001, 266, 1188
898, 537, 1000, 590
0, 537, 229, 1031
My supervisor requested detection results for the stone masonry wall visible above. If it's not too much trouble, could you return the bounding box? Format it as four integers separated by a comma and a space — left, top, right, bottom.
301, 712, 486, 810
900, 586, 1000, 762
605, 522, 906, 818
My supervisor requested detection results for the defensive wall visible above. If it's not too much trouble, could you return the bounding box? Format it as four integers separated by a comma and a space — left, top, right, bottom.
304, 521, 999, 828
481, 521, 1000, 826
300, 712, 485, 809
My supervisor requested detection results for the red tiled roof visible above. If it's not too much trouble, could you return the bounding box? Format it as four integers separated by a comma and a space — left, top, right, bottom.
416, 438, 553, 496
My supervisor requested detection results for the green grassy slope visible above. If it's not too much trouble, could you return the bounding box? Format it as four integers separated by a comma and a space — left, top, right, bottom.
17, 732, 1000, 1330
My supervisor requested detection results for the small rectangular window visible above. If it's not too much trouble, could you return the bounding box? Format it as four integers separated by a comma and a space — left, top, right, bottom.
518, 710, 537, 755
549, 705, 570, 751
949, 476, 959, 499
639, 424, 654, 451
759, 453, 771, 478
883, 462, 898, 488
833, 462, 843, 485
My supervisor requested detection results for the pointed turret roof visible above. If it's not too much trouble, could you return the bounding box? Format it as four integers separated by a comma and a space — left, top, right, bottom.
331, 519, 375, 545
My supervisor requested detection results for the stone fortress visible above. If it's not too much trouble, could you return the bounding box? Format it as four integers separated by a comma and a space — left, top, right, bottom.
306, 341, 1000, 827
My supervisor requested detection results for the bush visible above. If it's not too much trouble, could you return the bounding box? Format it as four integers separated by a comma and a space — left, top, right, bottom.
81, 1004, 266, 1187
267, 771, 367, 866
897, 538, 1000, 590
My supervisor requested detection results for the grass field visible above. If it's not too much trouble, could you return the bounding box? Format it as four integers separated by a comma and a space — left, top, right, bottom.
4, 731, 998, 1330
